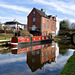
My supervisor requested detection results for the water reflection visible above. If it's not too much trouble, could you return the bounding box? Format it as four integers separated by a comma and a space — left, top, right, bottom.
10, 42, 59, 72
0, 42, 74, 75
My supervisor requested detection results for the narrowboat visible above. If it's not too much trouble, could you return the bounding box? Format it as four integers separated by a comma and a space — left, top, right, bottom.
11, 36, 52, 47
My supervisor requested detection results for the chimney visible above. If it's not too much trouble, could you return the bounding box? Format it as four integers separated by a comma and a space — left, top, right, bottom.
41, 9, 43, 12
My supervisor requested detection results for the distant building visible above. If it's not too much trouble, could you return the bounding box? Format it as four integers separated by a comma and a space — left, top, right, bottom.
4, 21, 27, 30
27, 8, 56, 37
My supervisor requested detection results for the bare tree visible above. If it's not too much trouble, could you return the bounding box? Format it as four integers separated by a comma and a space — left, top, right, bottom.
3, 25, 11, 34
0, 23, 3, 30
70, 23, 75, 29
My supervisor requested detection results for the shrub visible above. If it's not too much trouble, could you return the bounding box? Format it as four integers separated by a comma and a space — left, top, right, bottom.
49, 33, 52, 38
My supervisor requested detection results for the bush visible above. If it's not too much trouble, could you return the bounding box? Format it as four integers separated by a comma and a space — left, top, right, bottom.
14, 31, 20, 36
49, 33, 52, 38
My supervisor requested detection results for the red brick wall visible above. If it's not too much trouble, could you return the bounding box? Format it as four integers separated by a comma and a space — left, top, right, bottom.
27, 8, 56, 36
41, 16, 56, 36
27, 8, 41, 29
41, 45, 56, 64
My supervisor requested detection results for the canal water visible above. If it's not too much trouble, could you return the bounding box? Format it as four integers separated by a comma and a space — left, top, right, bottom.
0, 41, 75, 75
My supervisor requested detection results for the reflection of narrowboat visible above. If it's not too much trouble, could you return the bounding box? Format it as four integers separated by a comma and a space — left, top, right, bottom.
11, 44, 50, 54
11, 36, 51, 46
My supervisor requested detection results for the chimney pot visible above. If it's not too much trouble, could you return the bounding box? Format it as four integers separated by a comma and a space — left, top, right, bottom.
41, 9, 43, 12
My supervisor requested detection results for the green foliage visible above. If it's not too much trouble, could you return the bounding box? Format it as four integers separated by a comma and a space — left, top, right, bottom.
60, 20, 70, 30
49, 33, 52, 38
14, 31, 20, 36
70, 23, 75, 29
58, 31, 71, 37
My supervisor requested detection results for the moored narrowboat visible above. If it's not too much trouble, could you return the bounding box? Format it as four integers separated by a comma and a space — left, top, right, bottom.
11, 36, 52, 47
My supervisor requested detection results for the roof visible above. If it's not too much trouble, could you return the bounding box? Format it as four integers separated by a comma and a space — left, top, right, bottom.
4, 21, 27, 26
35, 8, 51, 19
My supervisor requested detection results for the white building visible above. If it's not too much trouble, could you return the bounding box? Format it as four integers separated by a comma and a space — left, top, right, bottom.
56, 17, 60, 35
4, 21, 27, 30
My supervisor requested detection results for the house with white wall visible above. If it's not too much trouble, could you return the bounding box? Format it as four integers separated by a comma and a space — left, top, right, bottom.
4, 21, 27, 30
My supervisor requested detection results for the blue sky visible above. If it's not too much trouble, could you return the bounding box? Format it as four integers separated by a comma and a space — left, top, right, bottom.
0, 0, 75, 24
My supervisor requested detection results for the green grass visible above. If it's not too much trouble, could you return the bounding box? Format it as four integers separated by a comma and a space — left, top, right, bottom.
0, 34, 13, 40
59, 51, 75, 75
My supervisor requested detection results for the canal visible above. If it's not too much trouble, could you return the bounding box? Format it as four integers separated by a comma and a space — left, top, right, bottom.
0, 41, 75, 75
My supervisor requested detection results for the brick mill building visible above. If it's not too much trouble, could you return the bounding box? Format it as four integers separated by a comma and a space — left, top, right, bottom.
27, 8, 56, 37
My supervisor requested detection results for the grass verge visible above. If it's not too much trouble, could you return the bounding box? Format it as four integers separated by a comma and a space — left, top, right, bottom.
59, 51, 75, 75
0, 34, 13, 40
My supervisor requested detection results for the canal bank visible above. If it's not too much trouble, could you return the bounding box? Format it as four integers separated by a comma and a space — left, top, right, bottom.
59, 51, 75, 75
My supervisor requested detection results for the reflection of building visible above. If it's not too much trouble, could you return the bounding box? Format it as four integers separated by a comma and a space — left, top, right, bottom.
27, 44, 56, 72
11, 43, 59, 72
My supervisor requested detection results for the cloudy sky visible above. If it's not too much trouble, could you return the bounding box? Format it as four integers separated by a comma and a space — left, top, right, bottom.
0, 0, 75, 24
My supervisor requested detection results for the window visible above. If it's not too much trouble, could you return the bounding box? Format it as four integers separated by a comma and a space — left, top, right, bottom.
50, 25, 52, 29
47, 19, 49, 23
53, 26, 55, 30
36, 50, 39, 54
32, 51, 35, 55
32, 25, 36, 30
32, 17, 36, 22
43, 24, 45, 28
32, 59, 35, 63
46, 51, 48, 55
47, 25, 49, 29
46, 57, 48, 61
53, 55, 54, 58
42, 52, 44, 56
50, 59, 51, 61
53, 49, 54, 53
33, 11, 35, 14
42, 37, 44, 40
50, 50, 51, 54
53, 21, 55, 24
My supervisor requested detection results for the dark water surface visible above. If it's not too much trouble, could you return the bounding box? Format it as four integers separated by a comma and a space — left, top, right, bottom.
0, 41, 75, 75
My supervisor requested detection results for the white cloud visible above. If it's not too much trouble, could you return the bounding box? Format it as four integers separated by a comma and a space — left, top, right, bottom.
0, 15, 27, 24
58, 18, 75, 23
33, 0, 75, 16
0, 56, 26, 64
44, 49, 74, 71
0, 3, 31, 13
